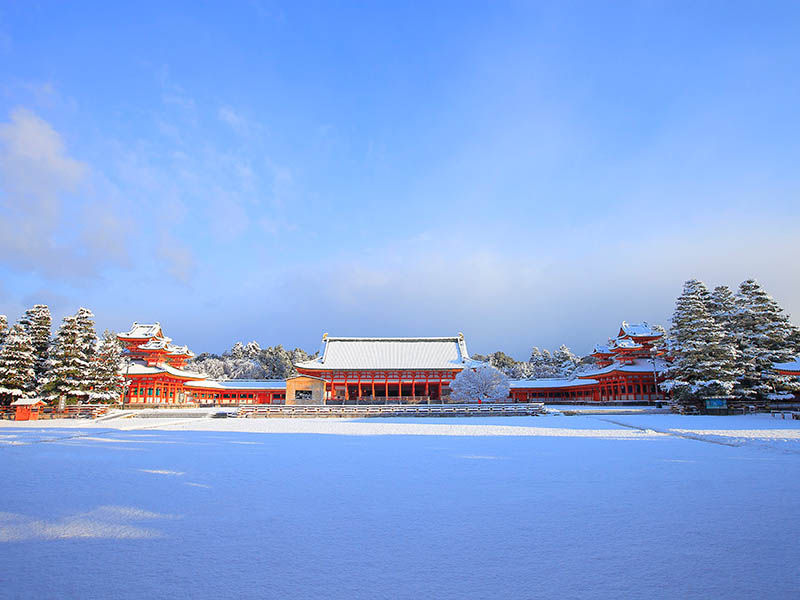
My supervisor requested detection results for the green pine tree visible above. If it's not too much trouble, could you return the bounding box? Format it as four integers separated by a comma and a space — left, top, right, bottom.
734, 279, 800, 401
0, 315, 8, 348
0, 324, 37, 405
75, 307, 98, 364
89, 330, 125, 403
19, 304, 52, 379
39, 315, 92, 404
709, 285, 739, 351
664, 279, 740, 409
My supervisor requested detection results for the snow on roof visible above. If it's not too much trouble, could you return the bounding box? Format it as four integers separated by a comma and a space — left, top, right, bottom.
185, 380, 287, 390
118, 322, 164, 340
611, 338, 643, 350
774, 359, 800, 373
581, 358, 668, 377
140, 339, 170, 350
295, 334, 483, 371
619, 321, 663, 338
124, 361, 206, 380
593, 344, 613, 355
10, 397, 46, 406
509, 378, 599, 389
166, 344, 195, 357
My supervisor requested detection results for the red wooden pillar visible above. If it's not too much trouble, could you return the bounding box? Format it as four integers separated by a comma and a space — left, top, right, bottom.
358, 372, 362, 398
344, 373, 349, 401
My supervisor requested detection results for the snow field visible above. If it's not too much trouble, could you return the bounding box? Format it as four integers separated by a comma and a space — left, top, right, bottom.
1, 414, 799, 599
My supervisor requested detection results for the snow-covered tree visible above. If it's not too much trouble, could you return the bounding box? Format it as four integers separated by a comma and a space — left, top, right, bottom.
89, 330, 125, 403
19, 304, 51, 379
553, 344, 580, 377
75, 307, 98, 364
244, 341, 261, 359
39, 315, 92, 404
0, 314, 8, 348
709, 286, 738, 344
189, 342, 317, 380
229, 341, 246, 360
190, 353, 229, 379
449, 364, 510, 403
0, 324, 36, 404
526, 347, 560, 378
529, 346, 544, 367
734, 279, 800, 400
662, 279, 739, 407
486, 351, 516, 373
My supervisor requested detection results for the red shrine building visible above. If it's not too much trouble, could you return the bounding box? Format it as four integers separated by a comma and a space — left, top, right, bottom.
118, 323, 286, 406
774, 359, 800, 401
294, 334, 484, 402
508, 322, 667, 403
118, 320, 668, 406
774, 359, 800, 379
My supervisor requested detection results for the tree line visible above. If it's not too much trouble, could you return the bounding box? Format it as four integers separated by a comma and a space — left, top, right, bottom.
190, 341, 316, 380
472, 345, 585, 379
663, 278, 800, 407
0, 305, 124, 406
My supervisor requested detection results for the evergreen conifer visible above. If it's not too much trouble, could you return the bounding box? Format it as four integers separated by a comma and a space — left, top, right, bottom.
39, 315, 92, 404
734, 279, 800, 400
19, 304, 52, 379
663, 279, 739, 407
89, 330, 125, 403
0, 315, 8, 347
0, 324, 36, 404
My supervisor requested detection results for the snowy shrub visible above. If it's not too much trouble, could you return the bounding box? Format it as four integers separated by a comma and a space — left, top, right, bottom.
449, 364, 510, 403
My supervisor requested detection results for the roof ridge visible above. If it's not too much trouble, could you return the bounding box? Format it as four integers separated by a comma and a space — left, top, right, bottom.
325, 336, 461, 341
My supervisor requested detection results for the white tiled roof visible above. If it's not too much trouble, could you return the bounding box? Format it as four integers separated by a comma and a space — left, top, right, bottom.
123, 361, 206, 380
581, 358, 668, 377
118, 322, 164, 340
185, 380, 287, 390
509, 378, 598, 389
140, 339, 169, 350
774, 359, 800, 373
619, 321, 662, 338
612, 338, 643, 350
10, 397, 46, 406
295, 334, 483, 371
166, 344, 195, 357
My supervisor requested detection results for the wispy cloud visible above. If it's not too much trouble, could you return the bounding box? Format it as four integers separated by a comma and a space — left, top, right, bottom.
0, 108, 131, 279
218, 105, 262, 137
158, 232, 195, 285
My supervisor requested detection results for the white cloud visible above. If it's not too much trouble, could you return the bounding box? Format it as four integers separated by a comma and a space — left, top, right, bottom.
256, 220, 800, 358
218, 105, 261, 137
0, 108, 135, 280
158, 232, 195, 284
0, 108, 127, 278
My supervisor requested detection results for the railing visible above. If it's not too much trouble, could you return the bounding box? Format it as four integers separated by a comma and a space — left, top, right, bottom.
328, 396, 434, 405
62, 405, 111, 419
238, 403, 546, 419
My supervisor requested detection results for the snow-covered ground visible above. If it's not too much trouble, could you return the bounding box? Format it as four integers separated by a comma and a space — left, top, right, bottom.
2, 413, 799, 598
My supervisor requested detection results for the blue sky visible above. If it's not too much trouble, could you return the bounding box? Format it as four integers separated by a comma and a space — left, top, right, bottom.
1, 1, 799, 359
